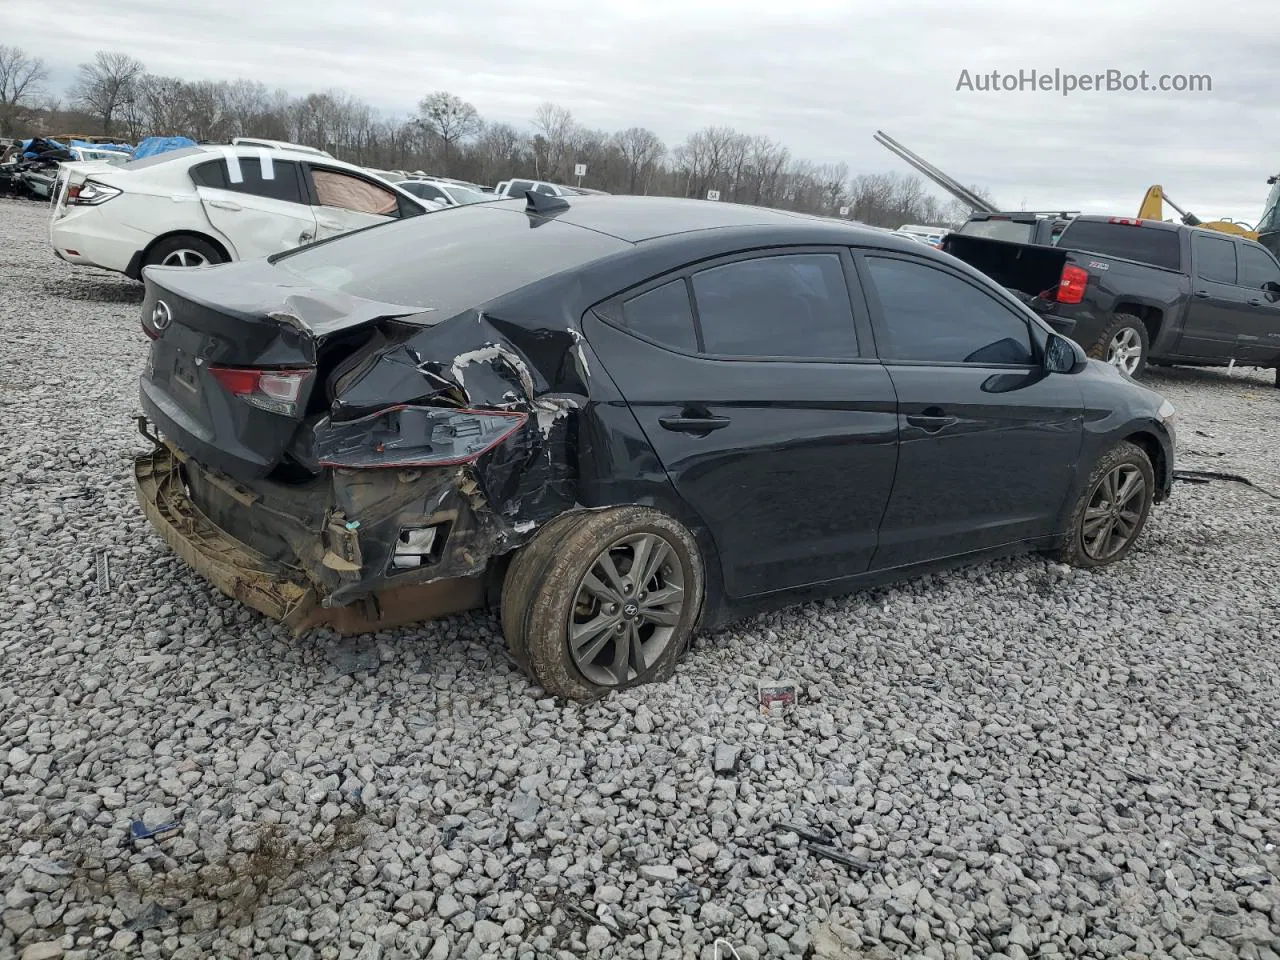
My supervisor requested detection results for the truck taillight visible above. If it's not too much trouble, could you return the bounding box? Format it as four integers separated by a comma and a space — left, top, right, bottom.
209, 366, 312, 416
1056, 264, 1089, 304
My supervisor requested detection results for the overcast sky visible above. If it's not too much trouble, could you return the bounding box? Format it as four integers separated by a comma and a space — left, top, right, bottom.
8, 0, 1278, 223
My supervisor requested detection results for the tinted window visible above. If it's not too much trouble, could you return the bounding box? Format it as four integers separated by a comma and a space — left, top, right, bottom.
1057, 220, 1181, 270
957, 219, 1035, 243
865, 256, 1034, 365
312, 168, 398, 215
1193, 233, 1237, 283
1238, 245, 1280, 288
274, 206, 628, 316
690, 254, 858, 358
621, 279, 698, 352
189, 157, 303, 204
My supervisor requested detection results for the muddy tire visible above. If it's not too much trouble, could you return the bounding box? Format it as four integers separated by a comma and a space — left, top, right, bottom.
500, 511, 592, 673
143, 234, 225, 269
1087, 313, 1149, 378
1055, 441, 1155, 569
520, 506, 704, 700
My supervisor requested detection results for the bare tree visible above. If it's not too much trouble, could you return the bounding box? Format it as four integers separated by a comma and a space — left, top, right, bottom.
416, 91, 480, 174
612, 127, 665, 194
531, 102, 575, 181
0, 45, 49, 136
70, 51, 145, 136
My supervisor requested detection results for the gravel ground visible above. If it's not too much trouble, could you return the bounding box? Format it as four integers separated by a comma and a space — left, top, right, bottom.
2, 195, 1280, 960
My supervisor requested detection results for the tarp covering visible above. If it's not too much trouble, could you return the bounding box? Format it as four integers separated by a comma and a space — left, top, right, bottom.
70, 139, 133, 154
132, 136, 197, 159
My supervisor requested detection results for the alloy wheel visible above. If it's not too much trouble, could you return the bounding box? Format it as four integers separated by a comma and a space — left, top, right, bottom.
567, 532, 685, 687
1106, 327, 1143, 375
160, 249, 209, 267
1082, 463, 1146, 560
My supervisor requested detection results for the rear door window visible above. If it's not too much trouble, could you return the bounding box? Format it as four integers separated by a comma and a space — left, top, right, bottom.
1057, 220, 1181, 270
1192, 233, 1237, 284
189, 156, 304, 204
689, 253, 859, 358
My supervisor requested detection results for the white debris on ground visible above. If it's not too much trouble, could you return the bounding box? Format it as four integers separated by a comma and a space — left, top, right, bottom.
2, 196, 1279, 960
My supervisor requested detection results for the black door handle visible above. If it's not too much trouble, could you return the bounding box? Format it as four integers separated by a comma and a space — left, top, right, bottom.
1194, 290, 1211, 299
906, 408, 958, 433
659, 414, 731, 433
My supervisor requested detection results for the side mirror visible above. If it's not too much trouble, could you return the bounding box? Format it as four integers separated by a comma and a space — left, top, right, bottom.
1044, 333, 1085, 373
1263, 280, 1280, 301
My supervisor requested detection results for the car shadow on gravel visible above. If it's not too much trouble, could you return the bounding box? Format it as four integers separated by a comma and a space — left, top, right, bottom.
39, 275, 144, 303
1144, 365, 1276, 393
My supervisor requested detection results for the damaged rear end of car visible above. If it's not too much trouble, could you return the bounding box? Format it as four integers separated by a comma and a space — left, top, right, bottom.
134, 204, 630, 634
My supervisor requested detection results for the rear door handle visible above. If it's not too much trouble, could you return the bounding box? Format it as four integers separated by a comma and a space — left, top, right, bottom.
316, 216, 343, 229
659, 414, 731, 433
1194, 290, 1211, 299
298, 230, 314, 243
1249, 298, 1263, 306
208, 199, 241, 211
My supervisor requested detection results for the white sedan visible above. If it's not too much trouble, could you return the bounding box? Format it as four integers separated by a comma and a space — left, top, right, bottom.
49, 144, 442, 277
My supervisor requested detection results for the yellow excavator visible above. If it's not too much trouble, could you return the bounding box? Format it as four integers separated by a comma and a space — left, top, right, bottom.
1138, 185, 1259, 240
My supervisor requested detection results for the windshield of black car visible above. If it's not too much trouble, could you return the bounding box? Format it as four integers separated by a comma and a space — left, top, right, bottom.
273, 205, 629, 315
1056, 220, 1182, 270
957, 220, 1034, 243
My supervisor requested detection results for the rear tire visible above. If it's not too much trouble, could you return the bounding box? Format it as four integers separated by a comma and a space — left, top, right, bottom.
519, 507, 704, 700
500, 511, 591, 673
143, 235, 225, 269
1087, 313, 1149, 378
1055, 441, 1155, 568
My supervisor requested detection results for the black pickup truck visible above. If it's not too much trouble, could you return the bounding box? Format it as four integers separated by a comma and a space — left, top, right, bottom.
942, 215, 1280, 381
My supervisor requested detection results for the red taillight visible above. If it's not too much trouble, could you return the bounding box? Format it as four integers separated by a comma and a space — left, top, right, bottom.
209, 366, 312, 416
1108, 217, 1143, 226
67, 184, 81, 201
1056, 264, 1089, 304
314, 405, 528, 468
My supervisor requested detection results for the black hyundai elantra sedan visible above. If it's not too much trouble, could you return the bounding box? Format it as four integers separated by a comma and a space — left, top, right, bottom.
133, 193, 1175, 699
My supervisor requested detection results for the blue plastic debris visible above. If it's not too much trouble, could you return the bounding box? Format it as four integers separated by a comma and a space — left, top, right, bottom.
125, 818, 183, 845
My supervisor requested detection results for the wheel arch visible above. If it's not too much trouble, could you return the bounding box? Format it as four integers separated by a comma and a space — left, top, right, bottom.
1122, 429, 1171, 502
138, 230, 234, 271
1114, 302, 1164, 346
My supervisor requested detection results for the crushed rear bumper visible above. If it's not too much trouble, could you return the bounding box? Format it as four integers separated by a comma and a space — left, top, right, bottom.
133, 434, 489, 634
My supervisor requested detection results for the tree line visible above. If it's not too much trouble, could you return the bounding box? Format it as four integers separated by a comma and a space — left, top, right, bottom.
1, 46, 986, 227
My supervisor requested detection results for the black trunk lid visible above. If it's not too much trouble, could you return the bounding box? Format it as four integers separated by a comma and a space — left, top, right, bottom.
138, 260, 428, 481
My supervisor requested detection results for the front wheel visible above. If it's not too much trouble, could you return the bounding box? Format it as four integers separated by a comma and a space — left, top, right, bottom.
1055, 441, 1155, 568
507, 507, 704, 700
1088, 313, 1149, 378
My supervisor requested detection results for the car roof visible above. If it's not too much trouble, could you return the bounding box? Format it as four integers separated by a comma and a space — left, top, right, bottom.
484, 194, 912, 247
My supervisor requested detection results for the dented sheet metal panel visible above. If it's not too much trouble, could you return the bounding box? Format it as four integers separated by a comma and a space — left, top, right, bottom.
135, 443, 489, 633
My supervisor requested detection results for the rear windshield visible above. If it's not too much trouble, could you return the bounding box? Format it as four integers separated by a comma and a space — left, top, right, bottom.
958, 219, 1035, 244
1057, 220, 1182, 270
273, 205, 630, 315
